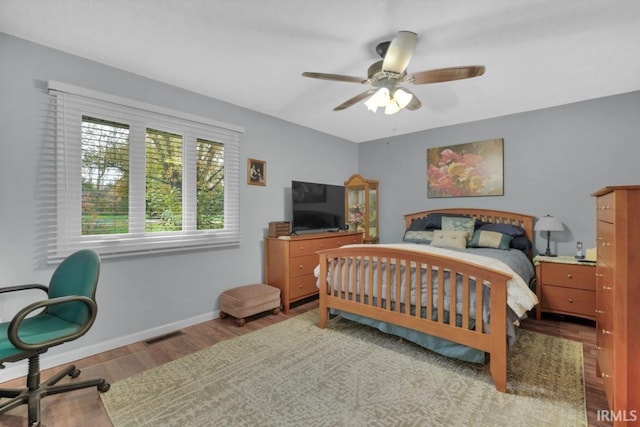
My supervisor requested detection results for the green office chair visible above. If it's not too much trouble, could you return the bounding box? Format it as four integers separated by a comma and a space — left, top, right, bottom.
0, 249, 110, 427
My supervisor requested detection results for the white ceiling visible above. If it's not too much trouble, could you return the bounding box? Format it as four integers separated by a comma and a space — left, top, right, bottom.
2, 0, 640, 143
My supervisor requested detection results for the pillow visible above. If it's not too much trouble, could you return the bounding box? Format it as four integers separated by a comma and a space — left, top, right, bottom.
477, 223, 525, 237
441, 216, 475, 236
423, 213, 465, 229
407, 217, 428, 231
468, 230, 513, 250
424, 212, 484, 230
510, 235, 532, 253
403, 230, 434, 244
430, 230, 469, 249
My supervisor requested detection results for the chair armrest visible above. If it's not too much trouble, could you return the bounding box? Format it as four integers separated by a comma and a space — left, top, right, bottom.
8, 295, 98, 352
0, 284, 48, 295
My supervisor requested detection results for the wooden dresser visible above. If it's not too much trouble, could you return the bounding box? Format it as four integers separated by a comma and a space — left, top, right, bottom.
265, 231, 363, 314
592, 185, 640, 425
534, 256, 596, 321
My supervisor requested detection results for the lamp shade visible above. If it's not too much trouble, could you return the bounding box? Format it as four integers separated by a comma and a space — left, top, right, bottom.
393, 88, 413, 108
534, 215, 564, 232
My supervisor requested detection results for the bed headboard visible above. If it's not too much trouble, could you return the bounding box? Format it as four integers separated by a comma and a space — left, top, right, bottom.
404, 208, 535, 257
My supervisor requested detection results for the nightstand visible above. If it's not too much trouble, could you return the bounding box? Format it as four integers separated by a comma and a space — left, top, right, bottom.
533, 255, 596, 321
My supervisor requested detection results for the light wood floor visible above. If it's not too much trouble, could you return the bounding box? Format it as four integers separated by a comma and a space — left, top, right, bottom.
0, 299, 610, 427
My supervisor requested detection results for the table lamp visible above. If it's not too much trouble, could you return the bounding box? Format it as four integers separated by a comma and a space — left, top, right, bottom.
534, 214, 564, 256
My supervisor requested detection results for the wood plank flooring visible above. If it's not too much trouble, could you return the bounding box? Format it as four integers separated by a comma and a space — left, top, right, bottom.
0, 299, 610, 427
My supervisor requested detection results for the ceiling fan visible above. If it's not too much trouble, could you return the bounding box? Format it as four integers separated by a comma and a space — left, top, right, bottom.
302, 31, 485, 115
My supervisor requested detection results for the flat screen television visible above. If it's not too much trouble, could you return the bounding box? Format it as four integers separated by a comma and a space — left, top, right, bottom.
291, 180, 345, 233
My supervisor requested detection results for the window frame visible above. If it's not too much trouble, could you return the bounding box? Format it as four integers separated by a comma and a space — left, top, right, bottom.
48, 81, 243, 261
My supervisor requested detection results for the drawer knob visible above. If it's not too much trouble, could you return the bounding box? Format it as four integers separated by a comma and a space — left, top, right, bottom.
596, 346, 602, 350
566, 274, 572, 279
299, 264, 304, 269
602, 329, 613, 335
567, 298, 574, 303
602, 373, 611, 379
602, 286, 612, 291
595, 273, 604, 277
600, 241, 611, 247
595, 309, 605, 314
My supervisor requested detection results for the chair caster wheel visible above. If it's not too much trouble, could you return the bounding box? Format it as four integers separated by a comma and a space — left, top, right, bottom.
70, 369, 81, 378
98, 382, 111, 393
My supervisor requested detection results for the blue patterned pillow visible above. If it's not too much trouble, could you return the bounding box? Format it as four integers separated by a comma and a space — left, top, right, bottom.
424, 213, 467, 230
403, 230, 434, 244
441, 216, 475, 237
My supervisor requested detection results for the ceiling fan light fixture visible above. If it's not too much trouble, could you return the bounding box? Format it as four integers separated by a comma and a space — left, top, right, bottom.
372, 87, 390, 107
364, 97, 378, 112
384, 101, 400, 115
393, 88, 413, 109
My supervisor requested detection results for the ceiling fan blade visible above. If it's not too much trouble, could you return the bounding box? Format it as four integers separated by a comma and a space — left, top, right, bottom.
410, 66, 486, 85
302, 72, 366, 84
333, 90, 375, 111
382, 31, 417, 75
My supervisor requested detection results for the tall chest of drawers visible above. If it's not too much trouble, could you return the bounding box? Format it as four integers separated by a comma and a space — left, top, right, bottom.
592, 186, 640, 424
265, 231, 363, 314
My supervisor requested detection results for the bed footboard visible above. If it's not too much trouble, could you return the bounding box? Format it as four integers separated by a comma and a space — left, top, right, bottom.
317, 246, 512, 392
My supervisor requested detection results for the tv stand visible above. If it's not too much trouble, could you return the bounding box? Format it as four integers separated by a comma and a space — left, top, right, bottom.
264, 231, 363, 313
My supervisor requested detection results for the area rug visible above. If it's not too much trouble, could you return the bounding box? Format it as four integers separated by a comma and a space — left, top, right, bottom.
101, 310, 586, 427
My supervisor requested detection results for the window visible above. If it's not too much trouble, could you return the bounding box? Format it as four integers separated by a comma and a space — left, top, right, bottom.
81, 117, 130, 235
49, 81, 243, 260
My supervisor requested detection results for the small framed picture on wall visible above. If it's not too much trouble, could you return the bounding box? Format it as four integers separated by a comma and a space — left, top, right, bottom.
247, 158, 266, 186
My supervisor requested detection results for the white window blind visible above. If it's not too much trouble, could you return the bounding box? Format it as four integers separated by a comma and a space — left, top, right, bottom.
48, 81, 243, 261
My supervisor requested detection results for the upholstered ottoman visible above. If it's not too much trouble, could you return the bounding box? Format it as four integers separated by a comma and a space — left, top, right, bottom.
219, 284, 281, 327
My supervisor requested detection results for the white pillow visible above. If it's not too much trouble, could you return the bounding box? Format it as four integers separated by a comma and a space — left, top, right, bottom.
430, 230, 469, 249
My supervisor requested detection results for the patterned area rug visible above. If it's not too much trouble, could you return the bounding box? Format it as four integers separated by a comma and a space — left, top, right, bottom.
101, 310, 586, 427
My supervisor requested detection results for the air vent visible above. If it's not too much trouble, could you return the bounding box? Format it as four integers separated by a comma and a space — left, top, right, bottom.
144, 330, 184, 345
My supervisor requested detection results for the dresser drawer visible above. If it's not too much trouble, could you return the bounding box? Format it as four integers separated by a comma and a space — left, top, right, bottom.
316, 234, 363, 250
596, 221, 614, 266
289, 234, 362, 256
596, 288, 613, 319
289, 239, 327, 256
540, 286, 595, 318
596, 309, 615, 410
596, 264, 615, 301
289, 254, 319, 278
289, 274, 318, 300
541, 262, 596, 291
596, 191, 615, 223
331, 234, 364, 247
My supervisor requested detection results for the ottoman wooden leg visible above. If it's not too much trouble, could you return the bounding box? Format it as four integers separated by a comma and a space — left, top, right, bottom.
219, 312, 228, 319
235, 317, 246, 327
272, 307, 280, 315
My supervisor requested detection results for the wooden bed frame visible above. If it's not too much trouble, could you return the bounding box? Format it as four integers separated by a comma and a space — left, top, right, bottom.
316, 208, 535, 393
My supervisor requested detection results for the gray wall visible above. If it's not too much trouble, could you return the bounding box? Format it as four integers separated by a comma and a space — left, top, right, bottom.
358, 91, 640, 256
0, 33, 358, 379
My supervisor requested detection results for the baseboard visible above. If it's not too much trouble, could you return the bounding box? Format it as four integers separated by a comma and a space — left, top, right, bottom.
0, 310, 219, 383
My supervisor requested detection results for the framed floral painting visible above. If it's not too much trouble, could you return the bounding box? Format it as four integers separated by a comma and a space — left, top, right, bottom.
427, 138, 504, 198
